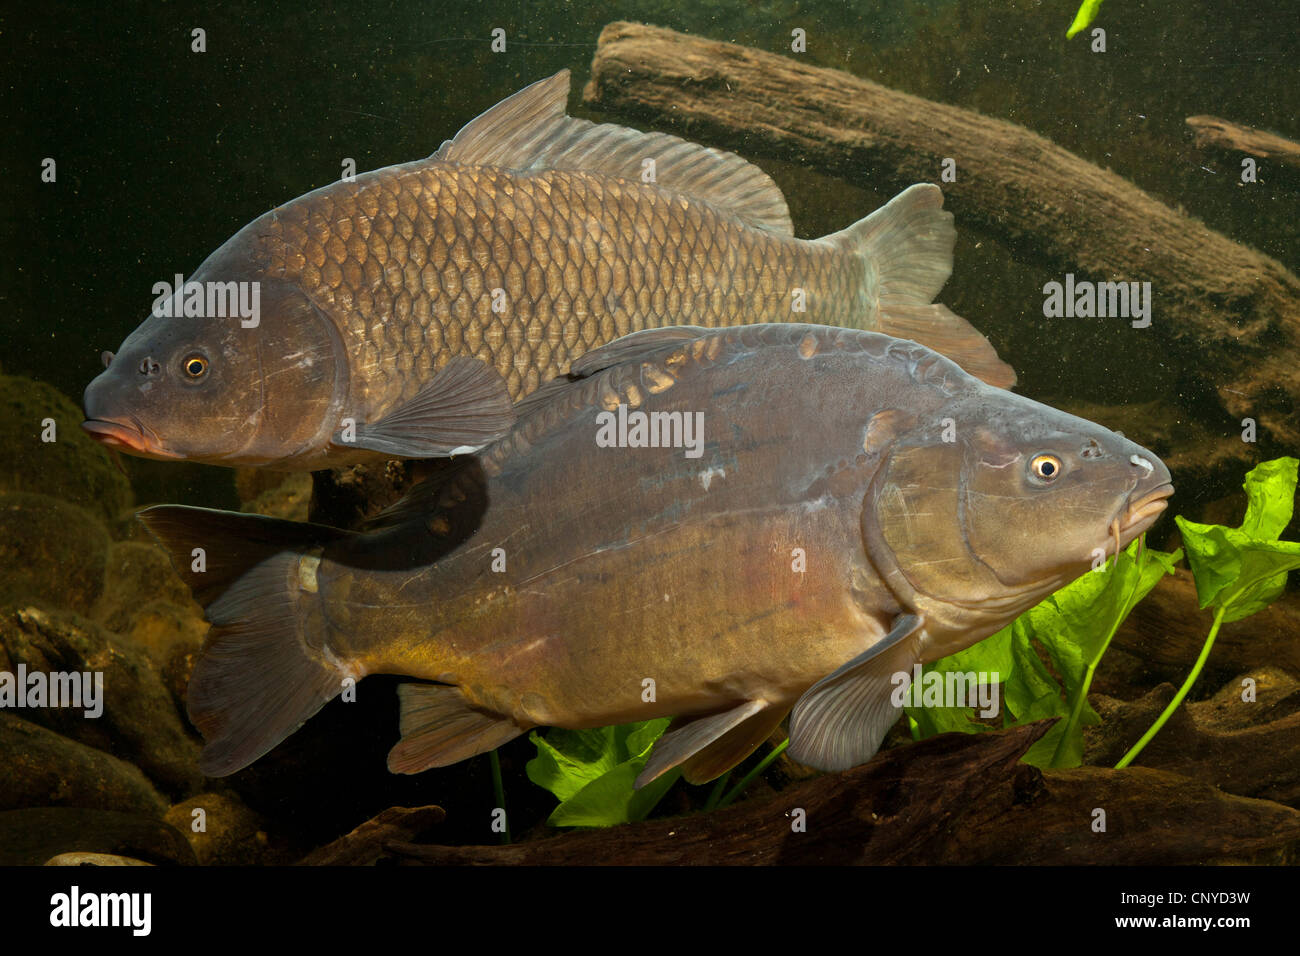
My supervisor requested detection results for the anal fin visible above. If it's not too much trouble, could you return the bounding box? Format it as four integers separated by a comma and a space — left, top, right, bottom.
678, 705, 789, 786
388, 683, 525, 774
334, 356, 516, 459
634, 699, 768, 789
787, 614, 924, 772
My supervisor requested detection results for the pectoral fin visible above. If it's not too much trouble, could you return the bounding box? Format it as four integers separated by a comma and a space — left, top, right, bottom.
333, 356, 516, 459
634, 699, 768, 789
388, 683, 525, 773
787, 614, 924, 772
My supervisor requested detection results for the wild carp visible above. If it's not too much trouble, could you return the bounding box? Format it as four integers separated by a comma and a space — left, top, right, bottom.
84, 70, 1013, 469
143, 323, 1171, 783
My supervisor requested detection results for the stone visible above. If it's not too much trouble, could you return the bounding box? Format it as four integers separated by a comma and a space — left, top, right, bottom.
0, 606, 203, 795
0, 373, 133, 527
0, 493, 110, 616
0, 807, 195, 866
0, 714, 167, 816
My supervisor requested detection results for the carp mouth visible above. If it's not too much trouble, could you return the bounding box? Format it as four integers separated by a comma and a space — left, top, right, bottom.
1121, 482, 1174, 534
82, 417, 177, 460
1104, 481, 1174, 559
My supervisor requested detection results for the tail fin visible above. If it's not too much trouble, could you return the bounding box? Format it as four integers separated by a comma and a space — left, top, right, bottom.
138, 505, 352, 777
825, 183, 1017, 389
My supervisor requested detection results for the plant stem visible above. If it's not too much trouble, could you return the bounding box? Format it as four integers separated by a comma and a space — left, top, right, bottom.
489, 750, 512, 844
1050, 552, 1143, 767
1115, 605, 1226, 769
703, 771, 731, 812
717, 740, 789, 809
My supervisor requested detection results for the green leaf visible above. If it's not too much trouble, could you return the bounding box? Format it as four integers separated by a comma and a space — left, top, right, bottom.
906, 539, 1179, 769
1066, 0, 1106, 39
1176, 457, 1300, 621
525, 718, 676, 827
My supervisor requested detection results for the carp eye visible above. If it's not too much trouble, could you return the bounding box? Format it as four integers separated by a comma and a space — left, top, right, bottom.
183, 354, 209, 379
1030, 454, 1063, 482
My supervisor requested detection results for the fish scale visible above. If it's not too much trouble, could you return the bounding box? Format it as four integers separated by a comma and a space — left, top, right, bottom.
258, 162, 848, 416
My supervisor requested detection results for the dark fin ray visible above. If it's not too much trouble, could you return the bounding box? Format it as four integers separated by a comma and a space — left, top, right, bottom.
433, 71, 793, 235
678, 704, 789, 786
334, 356, 516, 459
140, 505, 350, 776
634, 700, 767, 789
824, 183, 1016, 388
387, 683, 524, 773
787, 614, 924, 772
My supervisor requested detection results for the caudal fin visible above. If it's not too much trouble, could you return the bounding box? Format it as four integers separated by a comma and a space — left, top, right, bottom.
825, 183, 1017, 389
138, 505, 352, 776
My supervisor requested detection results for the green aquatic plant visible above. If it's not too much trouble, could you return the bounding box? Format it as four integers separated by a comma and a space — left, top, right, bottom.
526, 720, 679, 827
1117, 456, 1300, 766
1067, 0, 1106, 39
905, 537, 1180, 768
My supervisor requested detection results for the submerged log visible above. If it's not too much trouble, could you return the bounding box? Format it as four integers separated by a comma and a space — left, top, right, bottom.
583, 22, 1300, 448
1113, 568, 1300, 682
384, 721, 1300, 865
1087, 669, 1300, 808
1187, 115, 1300, 172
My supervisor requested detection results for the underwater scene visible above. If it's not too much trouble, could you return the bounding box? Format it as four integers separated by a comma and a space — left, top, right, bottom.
4, 0, 1300, 880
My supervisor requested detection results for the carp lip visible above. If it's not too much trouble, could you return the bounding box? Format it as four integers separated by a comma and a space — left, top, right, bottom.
82, 417, 176, 460
1119, 482, 1175, 535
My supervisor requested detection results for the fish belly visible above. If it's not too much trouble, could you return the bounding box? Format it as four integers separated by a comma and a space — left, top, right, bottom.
359, 505, 888, 731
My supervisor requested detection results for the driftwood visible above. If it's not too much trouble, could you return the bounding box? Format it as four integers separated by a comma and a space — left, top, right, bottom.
296, 805, 447, 865
378, 721, 1300, 865
582, 22, 1300, 447
1087, 672, 1300, 808
1187, 115, 1300, 172
1114, 568, 1300, 682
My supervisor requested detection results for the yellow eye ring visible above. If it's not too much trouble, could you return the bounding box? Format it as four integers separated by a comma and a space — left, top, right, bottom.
1030, 454, 1063, 481
183, 355, 208, 378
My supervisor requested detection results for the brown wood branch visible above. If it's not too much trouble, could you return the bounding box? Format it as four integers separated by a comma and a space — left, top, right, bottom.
379, 720, 1300, 865
582, 22, 1300, 447
1187, 115, 1300, 171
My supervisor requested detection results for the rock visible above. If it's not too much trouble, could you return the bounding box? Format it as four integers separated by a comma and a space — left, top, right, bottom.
89, 539, 208, 701
0, 714, 167, 816
0, 493, 110, 615
297, 805, 446, 865
92, 540, 195, 631
0, 808, 195, 866
165, 791, 288, 865
0, 606, 203, 795
241, 471, 313, 522
0, 373, 133, 527
45, 852, 152, 865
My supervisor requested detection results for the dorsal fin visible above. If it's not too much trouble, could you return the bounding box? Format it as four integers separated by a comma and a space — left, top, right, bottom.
432, 71, 793, 236
513, 326, 715, 422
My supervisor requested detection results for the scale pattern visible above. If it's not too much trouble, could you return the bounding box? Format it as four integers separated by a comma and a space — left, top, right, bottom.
257, 161, 866, 419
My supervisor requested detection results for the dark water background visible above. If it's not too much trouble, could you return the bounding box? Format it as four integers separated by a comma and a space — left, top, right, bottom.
5, 0, 1297, 515
2, 0, 1299, 861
